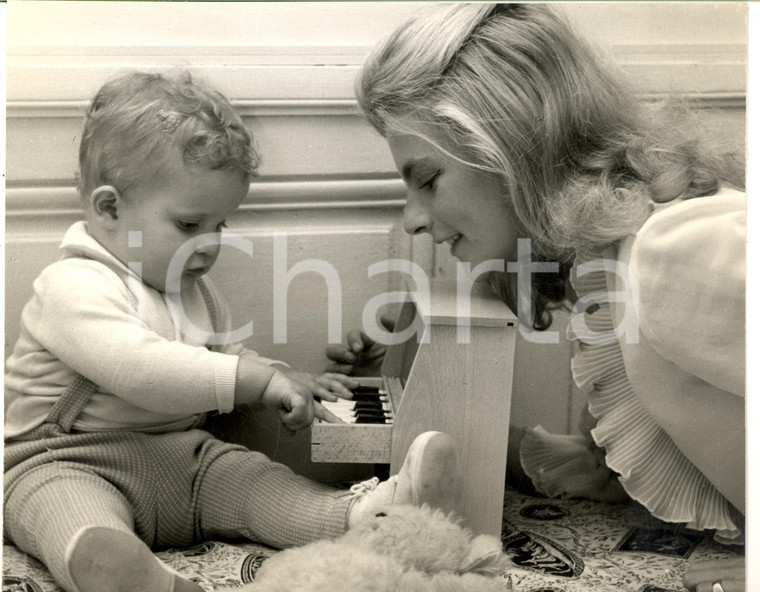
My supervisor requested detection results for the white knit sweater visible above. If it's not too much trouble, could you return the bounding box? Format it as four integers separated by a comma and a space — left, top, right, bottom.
5, 222, 282, 439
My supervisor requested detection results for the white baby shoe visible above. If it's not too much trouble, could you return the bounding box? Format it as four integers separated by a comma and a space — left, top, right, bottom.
346, 431, 463, 527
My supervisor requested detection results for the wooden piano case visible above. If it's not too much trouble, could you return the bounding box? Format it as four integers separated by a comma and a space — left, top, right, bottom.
312, 279, 517, 535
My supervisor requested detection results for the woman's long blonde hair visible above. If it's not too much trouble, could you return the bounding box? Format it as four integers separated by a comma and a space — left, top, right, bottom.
357, 3, 744, 258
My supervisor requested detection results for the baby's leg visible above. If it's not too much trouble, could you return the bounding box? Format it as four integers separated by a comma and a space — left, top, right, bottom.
66, 527, 203, 592
4, 463, 202, 592
196, 446, 350, 548
196, 432, 462, 549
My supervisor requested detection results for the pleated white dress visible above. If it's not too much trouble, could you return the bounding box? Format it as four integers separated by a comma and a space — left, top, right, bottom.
521, 189, 746, 544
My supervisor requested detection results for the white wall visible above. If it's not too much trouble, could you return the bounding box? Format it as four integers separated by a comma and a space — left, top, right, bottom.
7, 2, 747, 49
5, 3, 748, 461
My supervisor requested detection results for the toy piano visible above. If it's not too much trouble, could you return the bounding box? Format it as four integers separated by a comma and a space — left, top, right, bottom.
312, 278, 517, 536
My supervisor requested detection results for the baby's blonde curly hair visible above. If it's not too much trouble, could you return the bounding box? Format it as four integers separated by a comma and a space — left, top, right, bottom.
78, 70, 258, 201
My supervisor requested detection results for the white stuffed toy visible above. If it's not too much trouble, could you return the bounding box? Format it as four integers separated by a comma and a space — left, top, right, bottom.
237, 504, 509, 592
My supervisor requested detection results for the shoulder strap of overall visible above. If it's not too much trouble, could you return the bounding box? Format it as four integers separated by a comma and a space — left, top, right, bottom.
196, 276, 221, 335
42, 278, 222, 432
44, 374, 99, 433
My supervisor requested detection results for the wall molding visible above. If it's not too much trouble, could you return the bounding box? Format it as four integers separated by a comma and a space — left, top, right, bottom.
8, 41, 746, 62
4, 179, 408, 223
5, 90, 745, 123
7, 41, 746, 102
5, 99, 363, 119
6, 41, 747, 218
8, 44, 372, 62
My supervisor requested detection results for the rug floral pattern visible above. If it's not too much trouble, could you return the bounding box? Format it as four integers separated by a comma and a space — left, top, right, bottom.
3, 488, 742, 591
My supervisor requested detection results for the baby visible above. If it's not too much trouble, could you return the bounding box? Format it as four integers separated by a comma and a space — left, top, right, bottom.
3, 70, 462, 592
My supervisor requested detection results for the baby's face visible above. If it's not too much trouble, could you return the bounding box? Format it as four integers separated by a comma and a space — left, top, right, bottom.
113, 153, 249, 293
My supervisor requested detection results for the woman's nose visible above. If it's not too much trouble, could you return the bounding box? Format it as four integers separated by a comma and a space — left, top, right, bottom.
403, 194, 432, 235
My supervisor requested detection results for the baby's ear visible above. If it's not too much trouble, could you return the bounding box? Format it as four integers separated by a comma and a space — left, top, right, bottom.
90, 185, 121, 223
460, 534, 508, 576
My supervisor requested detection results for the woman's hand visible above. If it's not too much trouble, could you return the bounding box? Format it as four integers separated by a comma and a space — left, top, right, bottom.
324, 315, 395, 376
683, 557, 745, 592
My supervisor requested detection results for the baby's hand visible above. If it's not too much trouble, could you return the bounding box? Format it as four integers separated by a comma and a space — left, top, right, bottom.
278, 368, 359, 403
260, 371, 316, 431
262, 370, 358, 430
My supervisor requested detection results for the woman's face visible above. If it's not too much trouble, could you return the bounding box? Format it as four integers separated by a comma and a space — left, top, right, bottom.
387, 132, 523, 267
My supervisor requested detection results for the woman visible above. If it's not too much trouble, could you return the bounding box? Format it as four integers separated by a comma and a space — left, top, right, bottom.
326, 4, 746, 591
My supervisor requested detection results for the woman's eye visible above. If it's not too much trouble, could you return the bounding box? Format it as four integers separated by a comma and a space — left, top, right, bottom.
176, 221, 199, 232
419, 171, 440, 190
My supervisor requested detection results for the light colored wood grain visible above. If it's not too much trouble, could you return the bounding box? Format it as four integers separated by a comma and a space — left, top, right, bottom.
312, 280, 517, 536
311, 424, 392, 464
391, 322, 516, 537
409, 279, 518, 328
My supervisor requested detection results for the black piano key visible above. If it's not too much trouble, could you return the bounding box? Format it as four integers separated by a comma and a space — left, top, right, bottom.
355, 416, 392, 424
352, 386, 380, 395
351, 392, 383, 402
352, 408, 392, 417
354, 402, 388, 413
351, 386, 387, 400
352, 401, 383, 409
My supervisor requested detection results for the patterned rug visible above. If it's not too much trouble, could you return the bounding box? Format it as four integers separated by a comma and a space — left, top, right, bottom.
2, 487, 742, 591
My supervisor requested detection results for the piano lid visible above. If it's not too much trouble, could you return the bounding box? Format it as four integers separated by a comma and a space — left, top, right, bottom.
408, 278, 516, 328
378, 278, 515, 384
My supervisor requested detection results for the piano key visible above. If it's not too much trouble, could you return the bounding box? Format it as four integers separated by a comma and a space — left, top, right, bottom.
351, 392, 387, 402
351, 386, 384, 395
318, 403, 355, 423
321, 400, 389, 412
350, 404, 391, 414
355, 416, 392, 424
352, 401, 389, 410
351, 408, 392, 417
318, 390, 393, 424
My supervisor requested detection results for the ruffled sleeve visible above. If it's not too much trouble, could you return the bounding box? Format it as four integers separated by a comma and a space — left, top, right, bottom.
520, 191, 745, 544
629, 192, 745, 396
